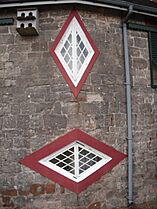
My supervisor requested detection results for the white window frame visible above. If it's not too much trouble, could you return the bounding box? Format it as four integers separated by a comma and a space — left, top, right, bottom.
39, 141, 112, 183
55, 17, 94, 87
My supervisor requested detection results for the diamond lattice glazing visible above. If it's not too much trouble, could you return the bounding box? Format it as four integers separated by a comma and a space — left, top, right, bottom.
39, 141, 112, 182
50, 10, 99, 97
20, 129, 127, 193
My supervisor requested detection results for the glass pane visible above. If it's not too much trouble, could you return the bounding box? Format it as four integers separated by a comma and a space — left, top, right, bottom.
68, 33, 72, 43
80, 164, 90, 171
79, 42, 85, 50
83, 48, 88, 57
57, 162, 66, 168
68, 47, 72, 56
88, 161, 95, 166
80, 55, 85, 64
79, 169, 84, 174
69, 169, 75, 175
64, 165, 73, 171
80, 156, 88, 163
64, 41, 70, 49
87, 153, 95, 159
68, 61, 73, 70
61, 47, 66, 57
77, 34, 81, 44
80, 149, 89, 156
63, 150, 73, 156
77, 48, 81, 56
77, 60, 82, 71
69, 147, 74, 152
79, 161, 83, 167
64, 158, 73, 164
57, 154, 65, 160
49, 158, 59, 164
65, 54, 70, 63
69, 162, 75, 168
93, 156, 101, 162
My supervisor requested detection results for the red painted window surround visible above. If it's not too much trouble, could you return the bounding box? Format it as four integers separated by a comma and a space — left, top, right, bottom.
50, 10, 99, 97
20, 129, 127, 193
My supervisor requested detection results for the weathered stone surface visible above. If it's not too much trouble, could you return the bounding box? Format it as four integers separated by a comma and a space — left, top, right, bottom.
17, 115, 30, 130
43, 114, 67, 129
0, 34, 14, 44
0, 45, 7, 54
88, 202, 101, 209
0, 5, 156, 209
2, 116, 17, 130
0, 26, 9, 33
0, 117, 2, 130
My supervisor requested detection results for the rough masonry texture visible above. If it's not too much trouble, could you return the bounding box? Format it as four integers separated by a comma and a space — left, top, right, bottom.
0, 4, 157, 209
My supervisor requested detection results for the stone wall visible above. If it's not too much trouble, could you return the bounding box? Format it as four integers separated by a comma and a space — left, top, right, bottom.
128, 29, 157, 204
0, 4, 156, 209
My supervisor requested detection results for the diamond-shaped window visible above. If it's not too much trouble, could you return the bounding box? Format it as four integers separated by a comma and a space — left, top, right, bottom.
20, 129, 127, 193
39, 141, 112, 183
50, 10, 99, 97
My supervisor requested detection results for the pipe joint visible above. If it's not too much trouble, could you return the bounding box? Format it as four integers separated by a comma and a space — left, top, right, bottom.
124, 82, 131, 86
122, 5, 134, 23
126, 137, 133, 141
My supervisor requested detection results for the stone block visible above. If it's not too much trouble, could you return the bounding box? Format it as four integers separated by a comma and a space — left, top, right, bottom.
2, 116, 17, 130
13, 137, 30, 149
61, 193, 79, 207
88, 202, 101, 209
31, 42, 48, 51
67, 114, 84, 128
0, 117, 2, 130
87, 93, 103, 103
12, 196, 27, 208
15, 172, 34, 186
8, 44, 30, 53
114, 114, 126, 127
1, 52, 9, 62
43, 114, 67, 129
26, 85, 50, 103
80, 103, 100, 114
132, 58, 148, 70
85, 115, 96, 130
0, 45, 7, 54
2, 196, 14, 207
134, 37, 147, 48
0, 34, 14, 44
1, 189, 17, 196
18, 185, 31, 196
0, 26, 9, 33
20, 102, 35, 115
62, 102, 80, 115
17, 115, 30, 130
29, 114, 44, 130
44, 183, 55, 194
30, 184, 45, 196
11, 103, 20, 115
